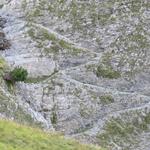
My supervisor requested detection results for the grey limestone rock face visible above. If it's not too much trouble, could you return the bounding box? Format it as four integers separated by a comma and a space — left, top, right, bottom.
0, 0, 150, 149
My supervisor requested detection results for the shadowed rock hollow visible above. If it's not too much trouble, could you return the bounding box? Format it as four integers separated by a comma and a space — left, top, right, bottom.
0, 0, 150, 150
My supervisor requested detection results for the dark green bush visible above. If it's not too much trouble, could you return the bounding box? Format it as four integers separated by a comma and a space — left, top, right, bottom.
4, 67, 28, 83
11, 67, 28, 81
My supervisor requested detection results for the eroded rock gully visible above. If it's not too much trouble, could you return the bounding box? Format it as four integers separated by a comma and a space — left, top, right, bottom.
0, 1, 150, 150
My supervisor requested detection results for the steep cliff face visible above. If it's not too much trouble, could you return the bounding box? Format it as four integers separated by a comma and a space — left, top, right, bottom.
0, 0, 150, 149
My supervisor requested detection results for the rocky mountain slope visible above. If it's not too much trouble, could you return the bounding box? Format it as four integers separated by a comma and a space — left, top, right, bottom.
0, 0, 150, 150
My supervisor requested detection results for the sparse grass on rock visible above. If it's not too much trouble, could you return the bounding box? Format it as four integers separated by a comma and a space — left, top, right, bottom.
0, 58, 7, 77
96, 65, 121, 79
100, 95, 114, 105
97, 111, 150, 149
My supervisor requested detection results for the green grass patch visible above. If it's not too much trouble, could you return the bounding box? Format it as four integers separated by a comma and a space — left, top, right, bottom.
96, 65, 121, 79
0, 120, 102, 150
59, 40, 71, 49
0, 58, 8, 77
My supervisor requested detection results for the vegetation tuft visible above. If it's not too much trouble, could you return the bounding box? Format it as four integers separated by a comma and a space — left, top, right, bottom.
96, 65, 121, 79
4, 67, 28, 83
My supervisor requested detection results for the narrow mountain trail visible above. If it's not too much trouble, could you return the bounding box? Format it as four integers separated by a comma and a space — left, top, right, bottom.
32, 23, 101, 56
1, 0, 150, 135
2, 11, 150, 137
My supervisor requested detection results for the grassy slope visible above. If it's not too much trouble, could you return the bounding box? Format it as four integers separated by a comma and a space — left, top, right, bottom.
0, 120, 102, 150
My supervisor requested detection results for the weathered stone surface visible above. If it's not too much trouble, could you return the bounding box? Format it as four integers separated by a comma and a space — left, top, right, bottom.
0, 16, 6, 28
0, 0, 150, 149
0, 16, 10, 50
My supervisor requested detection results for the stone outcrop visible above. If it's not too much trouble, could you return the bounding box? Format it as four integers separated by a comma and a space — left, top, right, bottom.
0, 16, 10, 50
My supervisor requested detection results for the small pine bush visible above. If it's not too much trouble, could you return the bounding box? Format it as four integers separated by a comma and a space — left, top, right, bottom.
11, 67, 28, 81
4, 67, 28, 83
